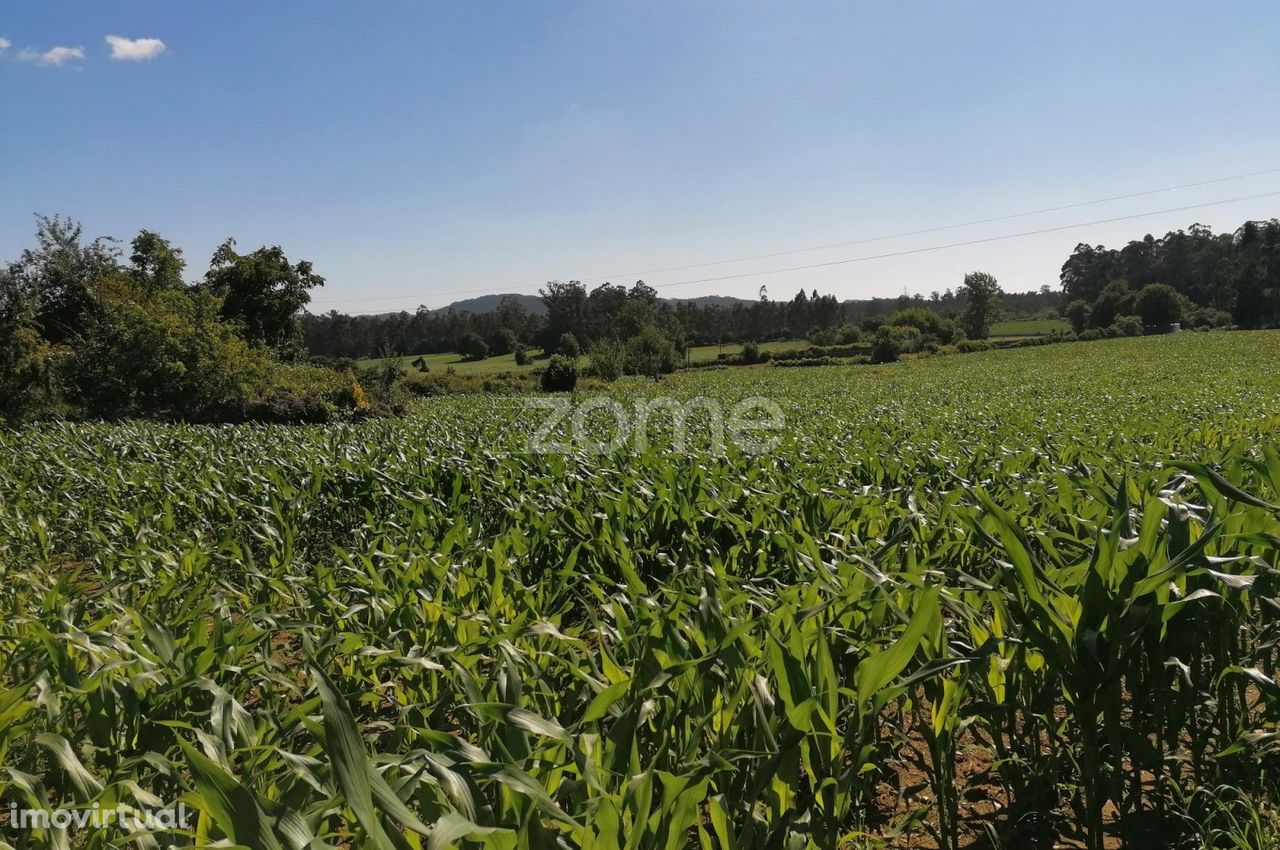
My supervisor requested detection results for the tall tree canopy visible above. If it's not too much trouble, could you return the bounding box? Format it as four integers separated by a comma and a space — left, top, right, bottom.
959, 271, 1002, 339
1060, 220, 1280, 327
130, 230, 187, 292
204, 239, 324, 355
7, 215, 121, 343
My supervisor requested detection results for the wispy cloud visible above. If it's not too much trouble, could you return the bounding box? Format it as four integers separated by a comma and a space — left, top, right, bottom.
0, 38, 12, 56
18, 45, 85, 66
105, 35, 165, 61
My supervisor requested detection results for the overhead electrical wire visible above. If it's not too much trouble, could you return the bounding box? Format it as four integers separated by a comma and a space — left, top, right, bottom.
640, 188, 1280, 291
311, 174, 1280, 311
578, 165, 1280, 281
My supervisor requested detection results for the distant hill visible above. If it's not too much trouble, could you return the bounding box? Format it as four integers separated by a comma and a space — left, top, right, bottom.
668, 295, 754, 308
435, 293, 546, 315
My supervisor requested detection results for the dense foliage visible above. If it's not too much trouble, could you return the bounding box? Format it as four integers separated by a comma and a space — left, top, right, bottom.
2, 334, 1279, 848
1061, 218, 1280, 328
0, 216, 368, 423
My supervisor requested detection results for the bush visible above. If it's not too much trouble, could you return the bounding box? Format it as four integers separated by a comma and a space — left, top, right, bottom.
271, 364, 364, 408
0, 320, 65, 422
540, 354, 578, 392
587, 340, 624, 382
955, 338, 991, 353
1111, 314, 1144, 337
399, 371, 460, 398
70, 285, 272, 418
807, 325, 861, 347
871, 325, 921, 363
308, 354, 358, 372
624, 326, 680, 376
1077, 327, 1103, 342
513, 347, 531, 366
1185, 306, 1232, 330
834, 324, 862, 345
806, 327, 837, 346
770, 356, 837, 368
1063, 299, 1092, 333
557, 332, 581, 358
740, 341, 763, 364
234, 393, 335, 424
886, 307, 961, 344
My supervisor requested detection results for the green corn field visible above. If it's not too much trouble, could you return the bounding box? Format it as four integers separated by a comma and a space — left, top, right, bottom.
2, 332, 1280, 849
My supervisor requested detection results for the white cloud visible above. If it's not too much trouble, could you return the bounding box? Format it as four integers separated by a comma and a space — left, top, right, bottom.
18, 45, 85, 66
105, 35, 165, 61
0, 38, 12, 55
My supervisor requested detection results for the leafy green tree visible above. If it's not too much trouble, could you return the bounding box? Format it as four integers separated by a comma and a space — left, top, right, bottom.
557, 332, 581, 358
584, 283, 629, 341
1133, 283, 1182, 327
130, 230, 186, 291
1232, 220, 1280, 327
618, 296, 655, 339
959, 272, 1002, 339
870, 324, 920, 363
203, 239, 324, 356
628, 280, 658, 303
485, 328, 518, 356
0, 270, 64, 420
1060, 243, 1120, 304
587, 340, 624, 382
1090, 280, 1135, 328
538, 281, 588, 350
1185, 306, 1232, 329
1063, 299, 1092, 333
8, 215, 121, 343
459, 332, 489, 360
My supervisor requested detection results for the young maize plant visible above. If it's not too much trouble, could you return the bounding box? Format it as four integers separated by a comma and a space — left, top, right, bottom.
0, 333, 1278, 849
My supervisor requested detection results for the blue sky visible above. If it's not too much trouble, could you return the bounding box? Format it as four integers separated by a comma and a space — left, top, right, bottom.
3, 1, 1279, 311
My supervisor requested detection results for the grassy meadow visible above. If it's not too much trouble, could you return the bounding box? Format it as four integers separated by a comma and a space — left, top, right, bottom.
2, 332, 1280, 848
355, 349, 547, 375
987, 317, 1071, 337
359, 338, 813, 375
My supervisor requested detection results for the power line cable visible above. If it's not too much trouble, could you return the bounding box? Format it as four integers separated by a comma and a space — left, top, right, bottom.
642, 188, 1280, 291
315, 185, 1280, 311
579, 165, 1280, 281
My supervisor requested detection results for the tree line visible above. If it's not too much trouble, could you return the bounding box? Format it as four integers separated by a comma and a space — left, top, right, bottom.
301, 278, 1050, 362
1059, 219, 1280, 331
